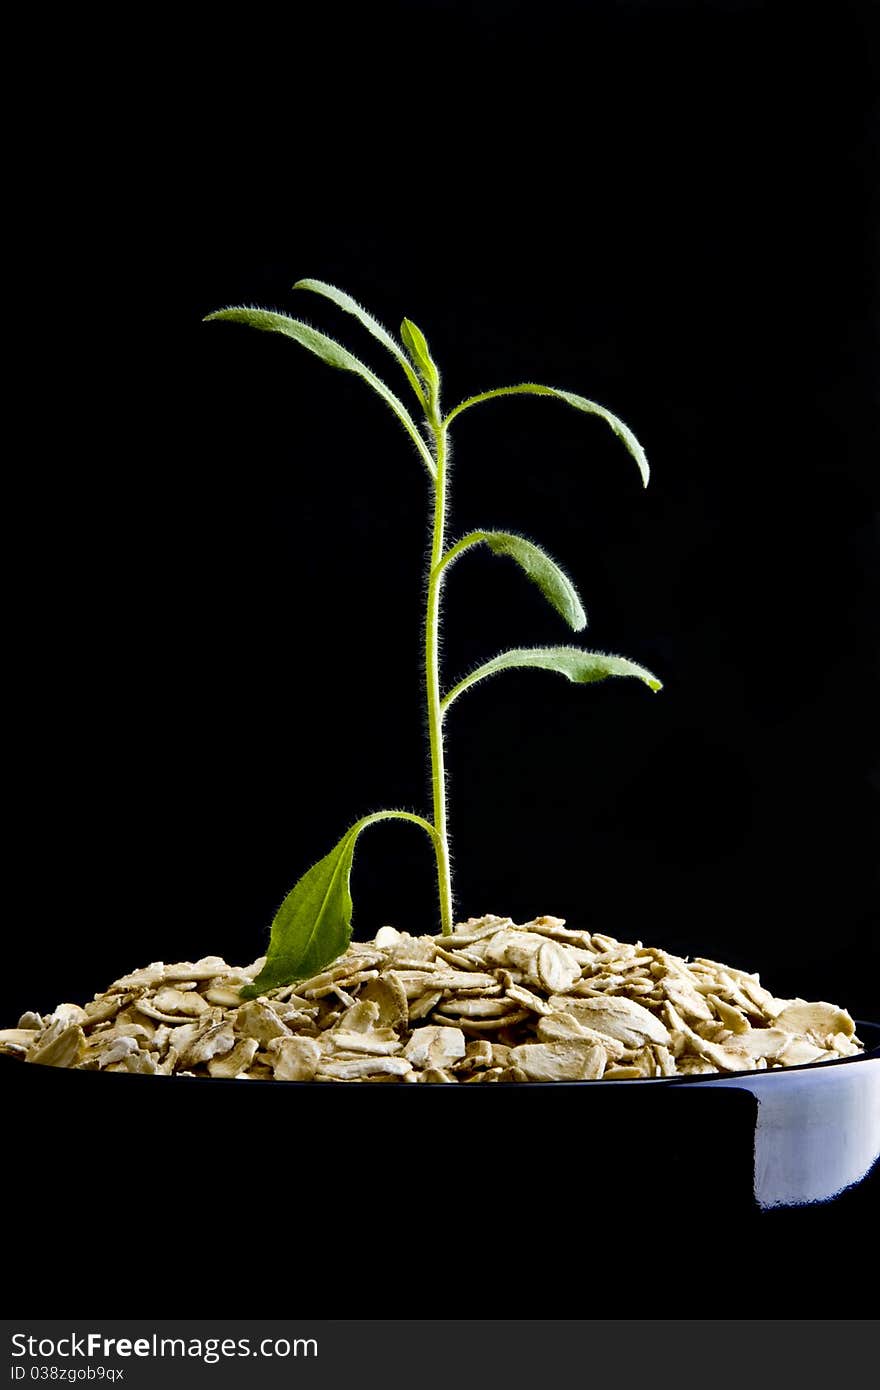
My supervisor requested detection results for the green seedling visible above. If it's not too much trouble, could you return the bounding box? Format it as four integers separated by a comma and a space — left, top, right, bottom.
206, 281, 661, 996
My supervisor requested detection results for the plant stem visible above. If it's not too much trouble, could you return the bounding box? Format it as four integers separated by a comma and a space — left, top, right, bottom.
426, 418, 453, 935
433, 530, 483, 577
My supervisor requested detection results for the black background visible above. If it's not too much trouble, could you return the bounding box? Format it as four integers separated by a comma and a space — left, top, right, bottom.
9, 0, 877, 1025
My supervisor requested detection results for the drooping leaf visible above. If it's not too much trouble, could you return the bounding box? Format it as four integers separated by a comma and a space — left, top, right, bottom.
442, 646, 662, 712
240, 811, 440, 997
445, 382, 649, 487
293, 278, 427, 408
401, 317, 441, 405
442, 531, 586, 630
204, 308, 436, 478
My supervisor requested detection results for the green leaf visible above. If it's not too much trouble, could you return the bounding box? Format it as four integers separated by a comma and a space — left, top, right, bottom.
401, 317, 441, 404
293, 278, 427, 409
204, 308, 436, 479
441, 531, 586, 630
442, 646, 662, 713
444, 383, 649, 487
240, 811, 440, 997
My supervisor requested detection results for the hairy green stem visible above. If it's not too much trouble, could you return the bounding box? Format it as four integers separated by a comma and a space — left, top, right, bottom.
426, 419, 453, 935
351, 809, 444, 851
443, 383, 557, 426
433, 530, 484, 578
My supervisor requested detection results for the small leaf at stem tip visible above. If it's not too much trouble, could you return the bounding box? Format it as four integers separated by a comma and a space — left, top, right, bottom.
203, 308, 436, 478
401, 317, 441, 399
442, 646, 662, 712
240, 811, 439, 996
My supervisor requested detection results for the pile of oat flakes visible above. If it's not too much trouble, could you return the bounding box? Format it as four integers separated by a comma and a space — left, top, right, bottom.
0, 916, 863, 1082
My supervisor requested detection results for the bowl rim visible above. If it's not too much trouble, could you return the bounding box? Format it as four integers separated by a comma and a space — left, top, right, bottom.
2, 1018, 877, 1090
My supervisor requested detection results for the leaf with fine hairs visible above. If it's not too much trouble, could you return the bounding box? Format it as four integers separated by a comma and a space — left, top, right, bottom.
204, 308, 436, 478
401, 317, 441, 404
444, 531, 586, 630
445, 382, 649, 487
240, 811, 440, 997
442, 646, 662, 713
293, 278, 427, 408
